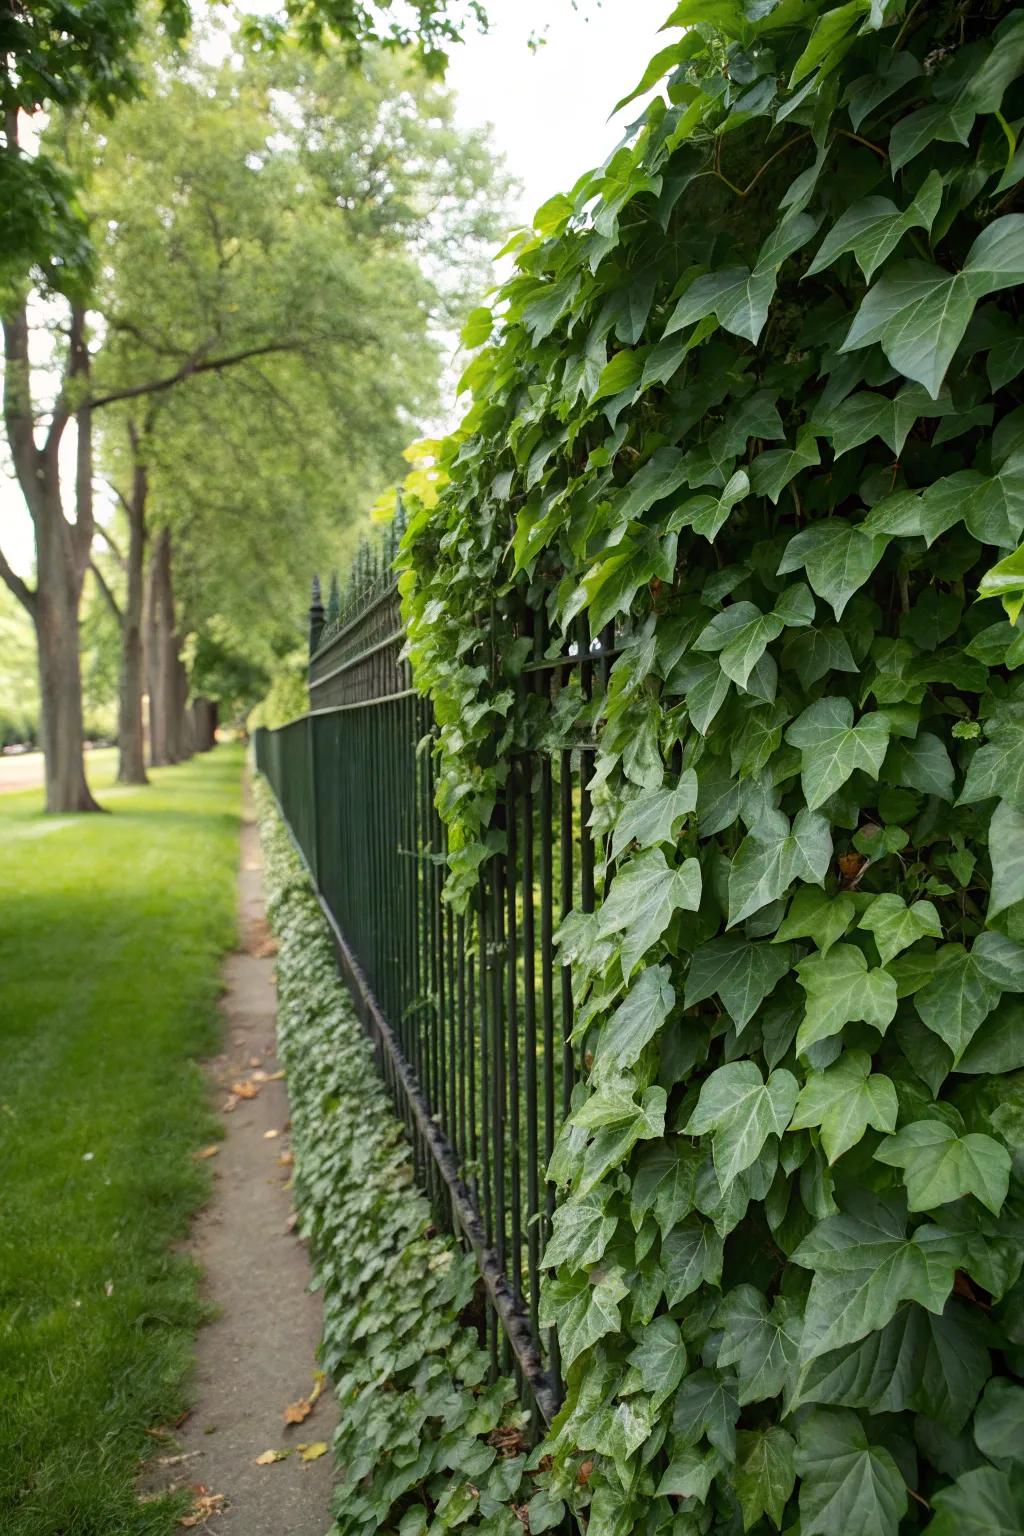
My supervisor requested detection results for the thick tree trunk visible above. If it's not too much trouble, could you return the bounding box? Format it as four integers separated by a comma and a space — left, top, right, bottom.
34, 580, 100, 814
116, 448, 148, 785
1, 297, 101, 813
146, 527, 192, 766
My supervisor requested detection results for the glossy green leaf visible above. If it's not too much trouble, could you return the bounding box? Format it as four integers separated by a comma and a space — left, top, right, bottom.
794, 1407, 907, 1536
875, 1120, 1011, 1215
684, 1060, 799, 1188
790, 1049, 898, 1163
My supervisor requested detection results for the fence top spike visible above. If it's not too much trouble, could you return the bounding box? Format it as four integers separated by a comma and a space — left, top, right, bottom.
310, 573, 322, 604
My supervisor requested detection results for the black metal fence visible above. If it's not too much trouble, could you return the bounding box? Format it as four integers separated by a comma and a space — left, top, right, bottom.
255, 553, 614, 1428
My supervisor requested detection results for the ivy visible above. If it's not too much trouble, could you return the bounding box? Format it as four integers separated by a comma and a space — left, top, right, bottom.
396, 1, 1024, 1531
256, 785, 547, 1536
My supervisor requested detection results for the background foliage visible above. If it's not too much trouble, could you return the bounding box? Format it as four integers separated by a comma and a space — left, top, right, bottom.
398, 1, 1024, 1531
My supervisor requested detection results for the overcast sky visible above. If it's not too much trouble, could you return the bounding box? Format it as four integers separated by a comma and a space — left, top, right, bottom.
0, 1, 670, 581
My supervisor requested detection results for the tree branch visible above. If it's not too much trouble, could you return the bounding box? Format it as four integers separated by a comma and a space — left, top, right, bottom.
95, 518, 128, 569
88, 339, 316, 410
89, 558, 124, 627
0, 542, 37, 617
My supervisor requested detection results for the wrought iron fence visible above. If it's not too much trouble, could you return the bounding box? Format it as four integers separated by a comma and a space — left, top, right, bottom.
254, 544, 615, 1430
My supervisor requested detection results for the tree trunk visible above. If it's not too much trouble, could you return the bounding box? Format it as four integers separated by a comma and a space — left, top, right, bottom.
34, 575, 100, 814
192, 697, 218, 751
0, 295, 101, 813
116, 445, 148, 784
146, 527, 192, 765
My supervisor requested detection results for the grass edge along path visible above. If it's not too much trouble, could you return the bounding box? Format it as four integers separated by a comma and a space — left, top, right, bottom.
0, 746, 243, 1535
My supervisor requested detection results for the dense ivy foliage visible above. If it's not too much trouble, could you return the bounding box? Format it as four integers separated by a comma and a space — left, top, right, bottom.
398, 2, 1024, 1532
257, 786, 568, 1536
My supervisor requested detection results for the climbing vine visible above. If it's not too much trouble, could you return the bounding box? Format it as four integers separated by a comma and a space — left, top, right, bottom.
398, 1, 1024, 1532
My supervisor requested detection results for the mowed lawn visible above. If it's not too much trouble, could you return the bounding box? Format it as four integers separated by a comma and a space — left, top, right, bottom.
0, 746, 244, 1535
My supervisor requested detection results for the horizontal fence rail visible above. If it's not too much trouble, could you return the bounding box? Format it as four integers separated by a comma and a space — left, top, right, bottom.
255, 570, 617, 1429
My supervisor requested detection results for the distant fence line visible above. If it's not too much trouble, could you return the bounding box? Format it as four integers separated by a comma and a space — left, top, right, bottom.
254, 546, 620, 1426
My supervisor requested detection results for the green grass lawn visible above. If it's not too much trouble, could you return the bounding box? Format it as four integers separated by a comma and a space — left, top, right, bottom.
0, 746, 244, 1535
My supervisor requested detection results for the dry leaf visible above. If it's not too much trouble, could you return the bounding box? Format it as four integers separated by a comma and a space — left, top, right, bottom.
265, 1070, 286, 1082
278, 1150, 293, 1167
222, 1095, 238, 1113
197, 1145, 220, 1160
249, 1056, 263, 1068
251, 1069, 268, 1083
263, 1129, 279, 1140
230, 1081, 259, 1100
297, 1442, 329, 1462
178, 1488, 225, 1527
283, 1398, 313, 1426
285, 1211, 299, 1233
255, 1448, 290, 1465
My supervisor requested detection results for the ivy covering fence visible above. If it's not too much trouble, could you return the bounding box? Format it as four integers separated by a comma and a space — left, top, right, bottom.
391, 0, 1024, 1532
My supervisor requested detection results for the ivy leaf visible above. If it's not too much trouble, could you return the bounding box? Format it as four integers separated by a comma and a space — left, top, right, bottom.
790, 1049, 898, 1163
792, 1193, 963, 1361
671, 1367, 739, 1460
733, 1425, 797, 1532
989, 800, 1024, 919
858, 893, 943, 964
796, 945, 898, 1054
781, 624, 858, 689
662, 1215, 725, 1305
630, 1139, 699, 1239
974, 1378, 1024, 1466
597, 964, 675, 1070
790, 1300, 990, 1433
749, 426, 821, 504
716, 1285, 802, 1404
778, 520, 888, 618
890, 732, 955, 802
542, 1190, 617, 1268
888, 100, 974, 176
611, 773, 698, 858
959, 706, 1024, 811
625, 1316, 686, 1411
684, 1061, 798, 1189
655, 1446, 722, 1502
616, 447, 690, 521
913, 943, 1002, 1063
696, 584, 815, 689
597, 850, 702, 977
841, 216, 1024, 398
728, 807, 832, 926
685, 936, 793, 1030
669, 468, 750, 543
774, 888, 854, 956
794, 1407, 908, 1536
785, 697, 891, 810
875, 1120, 1011, 1215
543, 1266, 629, 1369
807, 170, 943, 282
925, 1467, 1024, 1536
822, 382, 951, 457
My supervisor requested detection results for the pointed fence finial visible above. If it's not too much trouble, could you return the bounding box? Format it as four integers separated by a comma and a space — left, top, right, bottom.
327, 570, 341, 625
309, 572, 325, 658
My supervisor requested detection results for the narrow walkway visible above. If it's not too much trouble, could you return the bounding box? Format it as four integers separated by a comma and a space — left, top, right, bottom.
155, 792, 335, 1533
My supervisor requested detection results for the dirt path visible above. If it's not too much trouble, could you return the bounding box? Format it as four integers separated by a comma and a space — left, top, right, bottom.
150, 791, 336, 1533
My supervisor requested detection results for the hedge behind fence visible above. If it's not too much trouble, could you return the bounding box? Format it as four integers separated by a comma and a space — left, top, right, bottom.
400, 2, 1024, 1532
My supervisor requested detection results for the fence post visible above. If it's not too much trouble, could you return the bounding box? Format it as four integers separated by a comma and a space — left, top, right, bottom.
308, 573, 325, 661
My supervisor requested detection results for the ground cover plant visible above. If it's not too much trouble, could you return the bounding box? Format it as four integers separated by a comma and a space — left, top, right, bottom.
0, 747, 242, 1534
397, 1, 1024, 1531
256, 782, 559, 1536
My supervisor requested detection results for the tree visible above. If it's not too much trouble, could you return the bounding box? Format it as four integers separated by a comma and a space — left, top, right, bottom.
84, 35, 505, 781
0, 0, 489, 810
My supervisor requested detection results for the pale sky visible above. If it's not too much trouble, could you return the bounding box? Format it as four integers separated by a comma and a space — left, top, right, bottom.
0, 1, 670, 581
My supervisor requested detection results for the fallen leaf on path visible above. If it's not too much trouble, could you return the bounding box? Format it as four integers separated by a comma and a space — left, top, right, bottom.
266, 1070, 286, 1082
249, 1056, 262, 1068
283, 1371, 325, 1426
285, 1211, 299, 1232
230, 1081, 259, 1100
197, 1145, 220, 1160
255, 1448, 291, 1465
251, 1070, 268, 1083
278, 1151, 293, 1167
263, 1129, 279, 1140
173, 1409, 192, 1429
222, 1095, 238, 1113
298, 1442, 329, 1462
178, 1487, 225, 1527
